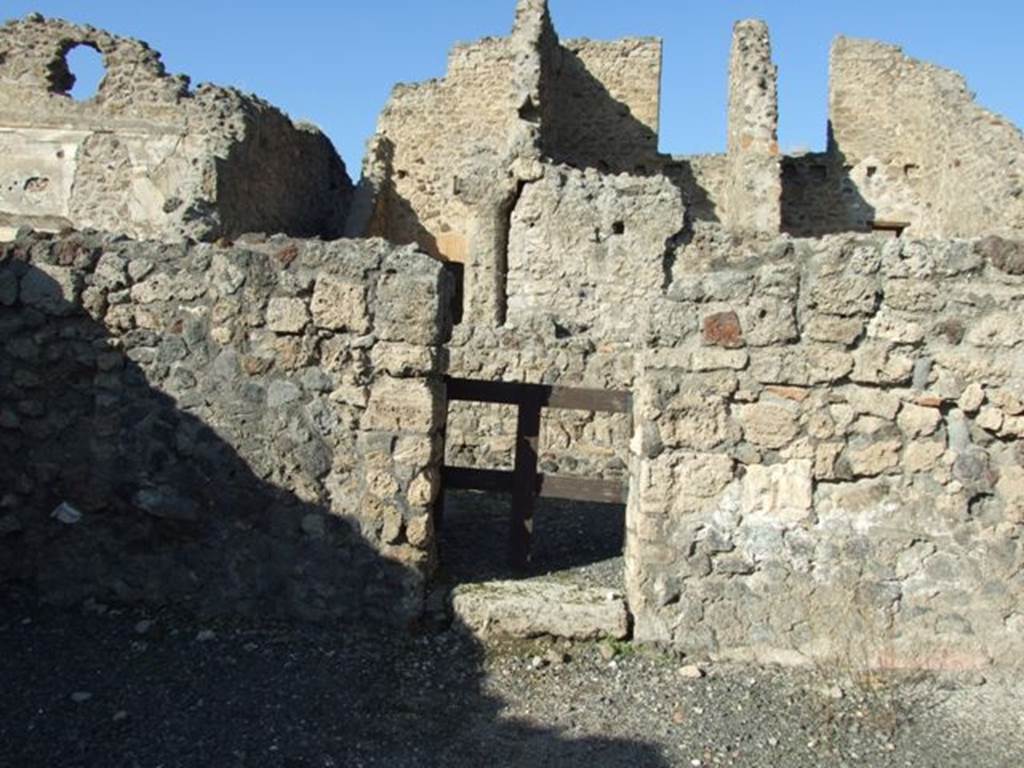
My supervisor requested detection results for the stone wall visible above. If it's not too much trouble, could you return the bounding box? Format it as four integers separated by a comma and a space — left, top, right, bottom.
626, 234, 1024, 669
445, 323, 635, 480
0, 230, 451, 624
785, 37, 1024, 239
0, 15, 351, 243
506, 165, 685, 339
353, 0, 675, 325
723, 20, 781, 234
542, 37, 662, 173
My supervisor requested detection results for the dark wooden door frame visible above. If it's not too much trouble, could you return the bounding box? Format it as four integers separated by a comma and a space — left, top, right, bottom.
440, 377, 633, 570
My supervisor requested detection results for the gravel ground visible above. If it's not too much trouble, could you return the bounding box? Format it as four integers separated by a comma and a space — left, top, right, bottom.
439, 490, 625, 591
3, 589, 1022, 768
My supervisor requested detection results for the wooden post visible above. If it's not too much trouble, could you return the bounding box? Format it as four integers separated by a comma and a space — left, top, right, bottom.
509, 394, 541, 570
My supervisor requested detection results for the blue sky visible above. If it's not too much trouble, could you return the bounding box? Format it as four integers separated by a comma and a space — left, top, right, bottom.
5, 1, 1021, 178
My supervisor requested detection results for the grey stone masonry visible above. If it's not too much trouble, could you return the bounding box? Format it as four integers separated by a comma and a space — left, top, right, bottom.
0, 230, 451, 625
0, 15, 352, 242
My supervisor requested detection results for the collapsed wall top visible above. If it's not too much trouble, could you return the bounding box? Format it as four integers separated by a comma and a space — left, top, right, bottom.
0, 14, 352, 243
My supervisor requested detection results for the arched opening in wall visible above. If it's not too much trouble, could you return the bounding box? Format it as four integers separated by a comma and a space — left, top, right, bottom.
57, 44, 105, 101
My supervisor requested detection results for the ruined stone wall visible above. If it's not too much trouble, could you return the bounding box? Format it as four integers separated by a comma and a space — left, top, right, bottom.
542, 38, 662, 173
722, 20, 781, 234
506, 165, 685, 339
0, 15, 351, 243
791, 37, 1024, 239
0, 231, 450, 624
627, 234, 1024, 669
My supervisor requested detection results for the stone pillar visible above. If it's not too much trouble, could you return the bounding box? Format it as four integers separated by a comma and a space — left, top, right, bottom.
724, 19, 781, 234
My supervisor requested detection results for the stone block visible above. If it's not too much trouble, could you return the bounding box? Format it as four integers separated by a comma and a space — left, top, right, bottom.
374, 272, 446, 345
20, 263, 80, 315
363, 376, 444, 434
740, 460, 813, 524
452, 580, 629, 641
266, 297, 310, 334
735, 401, 800, 449
702, 311, 744, 348
311, 276, 368, 332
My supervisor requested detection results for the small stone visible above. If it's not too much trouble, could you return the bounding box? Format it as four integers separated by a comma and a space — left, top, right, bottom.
529, 655, 547, 671
678, 664, 705, 680
113, 710, 129, 722
543, 648, 570, 666
266, 297, 310, 334
598, 642, 617, 662
196, 629, 216, 643
0, 513, 22, 537
959, 383, 986, 414
703, 311, 744, 348
134, 620, 154, 635
50, 502, 83, 525
71, 691, 93, 703
671, 707, 687, 725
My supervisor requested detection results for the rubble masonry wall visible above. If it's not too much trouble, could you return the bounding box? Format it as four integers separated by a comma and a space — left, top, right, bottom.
627, 234, 1024, 669
0, 15, 351, 243
0, 231, 450, 624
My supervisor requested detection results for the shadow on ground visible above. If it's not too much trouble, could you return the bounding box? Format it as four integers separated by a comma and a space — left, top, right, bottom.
0, 252, 668, 767
439, 490, 625, 587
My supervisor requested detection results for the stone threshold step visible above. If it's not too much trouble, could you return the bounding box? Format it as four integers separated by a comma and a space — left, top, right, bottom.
451, 580, 630, 641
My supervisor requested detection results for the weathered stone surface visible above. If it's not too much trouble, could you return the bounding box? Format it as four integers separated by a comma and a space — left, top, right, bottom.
0, 232, 449, 626
977, 236, 1024, 275
740, 460, 813, 524
311, 276, 368, 332
735, 401, 799, 449
703, 311, 744, 348
0, 16, 351, 242
266, 298, 310, 335
452, 580, 629, 641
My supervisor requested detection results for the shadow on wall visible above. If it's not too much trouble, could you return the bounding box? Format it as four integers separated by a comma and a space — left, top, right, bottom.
0, 253, 670, 767
542, 47, 719, 225
780, 124, 877, 237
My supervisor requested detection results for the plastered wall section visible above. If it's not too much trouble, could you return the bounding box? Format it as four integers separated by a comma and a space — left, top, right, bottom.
0, 16, 351, 243
626, 234, 1024, 669
0, 231, 450, 624
828, 37, 1024, 238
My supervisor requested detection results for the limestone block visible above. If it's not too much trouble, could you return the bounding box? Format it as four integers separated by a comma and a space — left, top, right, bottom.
374, 272, 445, 345
452, 581, 630, 641
735, 401, 800, 449
311, 276, 368, 332
903, 441, 947, 474
868, 309, 925, 344
804, 316, 864, 346
959, 383, 986, 414
846, 439, 902, 477
659, 394, 739, 451
967, 313, 1024, 348
898, 403, 942, 438
673, 453, 735, 499
20, 263, 80, 315
995, 467, 1024, 521
741, 460, 813, 524
266, 297, 310, 334
808, 275, 878, 316
363, 377, 444, 434
370, 343, 438, 377
851, 342, 914, 385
